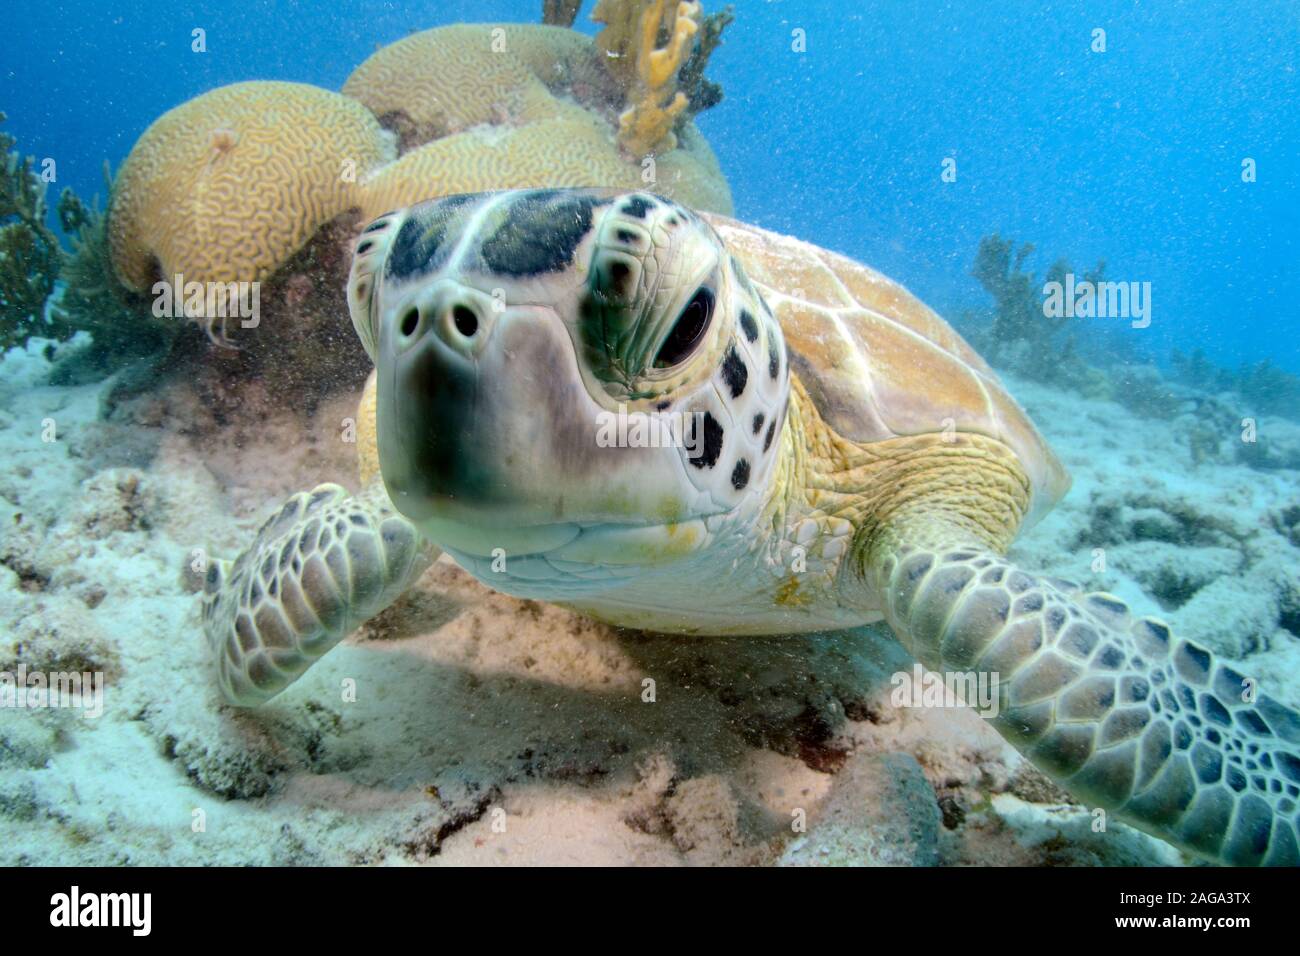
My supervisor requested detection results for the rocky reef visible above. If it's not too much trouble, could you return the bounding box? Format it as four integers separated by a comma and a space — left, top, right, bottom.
1, 330, 1296, 865
960, 232, 1300, 436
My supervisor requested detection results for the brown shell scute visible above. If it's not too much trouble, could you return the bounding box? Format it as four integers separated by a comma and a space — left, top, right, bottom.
703, 213, 1071, 524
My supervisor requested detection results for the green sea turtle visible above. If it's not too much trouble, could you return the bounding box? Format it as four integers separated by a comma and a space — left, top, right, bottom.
202, 188, 1300, 866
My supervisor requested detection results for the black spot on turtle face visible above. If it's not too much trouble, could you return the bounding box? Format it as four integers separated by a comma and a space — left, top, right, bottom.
731, 459, 750, 490
656, 400, 671, 411
362, 218, 388, 233
739, 308, 758, 343
752, 413, 765, 435
616, 229, 637, 243
386, 194, 477, 280
767, 330, 780, 379
688, 412, 724, 469
720, 345, 748, 398
478, 192, 601, 277
621, 196, 653, 219
763, 419, 776, 451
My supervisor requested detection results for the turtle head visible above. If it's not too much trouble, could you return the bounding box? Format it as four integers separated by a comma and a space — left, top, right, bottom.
348, 189, 789, 569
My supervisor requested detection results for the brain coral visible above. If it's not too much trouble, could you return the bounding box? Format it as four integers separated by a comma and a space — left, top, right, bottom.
349, 22, 732, 217
108, 81, 395, 290
360, 105, 731, 218
342, 24, 611, 149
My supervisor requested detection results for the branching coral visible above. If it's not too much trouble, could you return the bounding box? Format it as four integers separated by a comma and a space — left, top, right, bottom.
595, 0, 701, 156
678, 5, 734, 115
348, 21, 733, 215
970, 233, 1106, 362
0, 111, 68, 348
963, 233, 1115, 393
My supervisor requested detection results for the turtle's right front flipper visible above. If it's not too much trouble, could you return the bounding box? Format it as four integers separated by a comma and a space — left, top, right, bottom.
202, 481, 437, 706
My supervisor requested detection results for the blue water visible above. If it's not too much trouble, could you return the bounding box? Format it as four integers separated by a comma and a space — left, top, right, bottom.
4, 1, 1300, 872
5, 0, 1297, 371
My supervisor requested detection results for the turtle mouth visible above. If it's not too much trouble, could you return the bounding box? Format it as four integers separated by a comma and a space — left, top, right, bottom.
411, 512, 583, 559
414, 511, 709, 564
434, 514, 713, 600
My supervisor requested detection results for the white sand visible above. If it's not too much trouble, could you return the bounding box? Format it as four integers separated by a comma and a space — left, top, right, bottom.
1, 338, 1297, 866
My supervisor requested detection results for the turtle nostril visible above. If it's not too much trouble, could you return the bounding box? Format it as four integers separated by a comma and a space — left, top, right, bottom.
400, 308, 419, 337
452, 304, 478, 338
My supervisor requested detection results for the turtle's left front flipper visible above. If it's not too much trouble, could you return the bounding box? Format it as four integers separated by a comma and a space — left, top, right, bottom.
862, 536, 1300, 866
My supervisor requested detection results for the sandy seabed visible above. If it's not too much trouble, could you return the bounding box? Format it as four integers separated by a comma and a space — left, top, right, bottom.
1, 338, 1297, 866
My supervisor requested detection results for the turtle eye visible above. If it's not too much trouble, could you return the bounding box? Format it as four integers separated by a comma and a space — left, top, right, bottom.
654, 287, 714, 368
